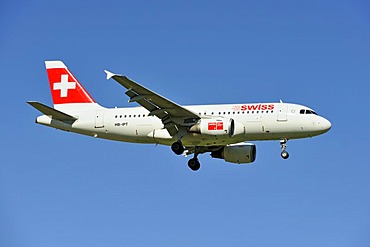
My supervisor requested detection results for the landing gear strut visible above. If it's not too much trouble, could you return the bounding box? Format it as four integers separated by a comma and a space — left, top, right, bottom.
280, 139, 289, 159
188, 147, 201, 171
171, 141, 184, 155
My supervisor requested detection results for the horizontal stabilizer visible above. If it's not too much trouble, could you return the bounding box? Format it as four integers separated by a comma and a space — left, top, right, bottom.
27, 101, 77, 121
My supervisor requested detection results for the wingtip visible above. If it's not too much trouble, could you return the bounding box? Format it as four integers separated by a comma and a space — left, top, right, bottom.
104, 70, 116, 80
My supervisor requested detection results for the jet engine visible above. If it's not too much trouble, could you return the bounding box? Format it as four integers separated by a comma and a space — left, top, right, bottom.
211, 143, 256, 164
189, 118, 245, 137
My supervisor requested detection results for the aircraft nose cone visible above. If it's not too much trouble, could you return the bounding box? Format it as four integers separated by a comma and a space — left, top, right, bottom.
322, 118, 332, 132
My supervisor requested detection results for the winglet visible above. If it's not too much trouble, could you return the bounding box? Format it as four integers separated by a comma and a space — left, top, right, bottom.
104, 70, 116, 80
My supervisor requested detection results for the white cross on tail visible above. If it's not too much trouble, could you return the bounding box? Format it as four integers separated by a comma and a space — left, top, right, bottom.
53, 74, 76, 97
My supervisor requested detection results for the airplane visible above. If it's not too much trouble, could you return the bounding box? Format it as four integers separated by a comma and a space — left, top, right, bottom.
28, 60, 331, 171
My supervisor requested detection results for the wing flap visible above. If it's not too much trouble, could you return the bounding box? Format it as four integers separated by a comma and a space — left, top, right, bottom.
27, 101, 77, 122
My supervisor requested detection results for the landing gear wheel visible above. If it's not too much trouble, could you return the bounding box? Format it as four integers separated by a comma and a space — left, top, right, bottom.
281, 150, 289, 159
171, 141, 184, 155
280, 139, 289, 160
188, 158, 200, 171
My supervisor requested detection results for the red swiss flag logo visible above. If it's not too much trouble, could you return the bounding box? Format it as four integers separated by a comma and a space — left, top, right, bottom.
47, 68, 95, 104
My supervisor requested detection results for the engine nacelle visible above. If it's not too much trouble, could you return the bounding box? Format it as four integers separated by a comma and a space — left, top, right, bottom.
190, 118, 245, 137
211, 143, 256, 164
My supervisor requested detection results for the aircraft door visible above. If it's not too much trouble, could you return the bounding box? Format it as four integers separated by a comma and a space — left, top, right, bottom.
277, 104, 288, 122
95, 110, 105, 128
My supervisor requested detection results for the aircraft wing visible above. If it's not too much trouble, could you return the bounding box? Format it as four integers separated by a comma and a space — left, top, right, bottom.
105, 71, 200, 136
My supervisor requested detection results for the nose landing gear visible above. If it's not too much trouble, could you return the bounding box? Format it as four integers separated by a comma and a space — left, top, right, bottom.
280, 139, 289, 159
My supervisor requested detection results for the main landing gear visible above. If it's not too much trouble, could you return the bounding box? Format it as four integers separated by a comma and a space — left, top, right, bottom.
188, 157, 200, 171
171, 141, 185, 155
280, 139, 289, 159
187, 147, 202, 171
171, 141, 201, 171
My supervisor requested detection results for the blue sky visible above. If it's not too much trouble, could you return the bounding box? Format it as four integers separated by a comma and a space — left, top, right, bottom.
1, 0, 370, 246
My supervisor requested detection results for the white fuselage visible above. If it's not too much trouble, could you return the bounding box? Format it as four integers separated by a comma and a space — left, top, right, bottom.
36, 102, 331, 147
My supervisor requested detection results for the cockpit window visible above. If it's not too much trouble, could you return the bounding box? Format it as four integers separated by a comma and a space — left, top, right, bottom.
307, 110, 318, 115
300, 109, 318, 115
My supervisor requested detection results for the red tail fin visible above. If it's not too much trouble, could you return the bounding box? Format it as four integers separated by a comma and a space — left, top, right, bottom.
45, 61, 95, 105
